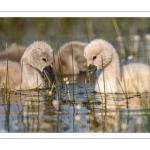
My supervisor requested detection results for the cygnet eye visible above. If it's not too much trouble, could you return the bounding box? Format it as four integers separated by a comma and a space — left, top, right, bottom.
93, 56, 97, 60
42, 58, 47, 62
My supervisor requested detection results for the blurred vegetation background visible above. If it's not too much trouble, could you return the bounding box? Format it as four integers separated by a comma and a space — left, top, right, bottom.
0, 17, 150, 53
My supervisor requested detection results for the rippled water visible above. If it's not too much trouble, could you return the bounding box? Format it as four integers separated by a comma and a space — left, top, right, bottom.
0, 73, 150, 133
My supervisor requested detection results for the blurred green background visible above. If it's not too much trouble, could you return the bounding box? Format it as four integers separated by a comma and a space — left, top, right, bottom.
0, 18, 150, 53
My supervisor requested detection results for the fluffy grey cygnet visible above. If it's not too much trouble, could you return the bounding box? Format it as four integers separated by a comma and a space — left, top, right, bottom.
84, 39, 150, 93
0, 43, 26, 62
0, 41, 55, 90
54, 41, 87, 75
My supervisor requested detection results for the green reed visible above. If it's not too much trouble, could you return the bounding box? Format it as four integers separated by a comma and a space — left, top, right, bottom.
53, 52, 63, 103
86, 18, 95, 42
5, 43, 10, 95
58, 18, 76, 102
70, 44, 75, 101
57, 43, 64, 83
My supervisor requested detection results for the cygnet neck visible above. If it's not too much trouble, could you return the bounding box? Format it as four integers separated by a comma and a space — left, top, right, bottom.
21, 63, 43, 89
96, 49, 121, 93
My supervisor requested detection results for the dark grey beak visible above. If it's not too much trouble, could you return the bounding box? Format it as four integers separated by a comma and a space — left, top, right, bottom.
43, 65, 56, 85
85, 64, 97, 84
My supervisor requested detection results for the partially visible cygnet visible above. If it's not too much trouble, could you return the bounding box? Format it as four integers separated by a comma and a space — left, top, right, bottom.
0, 43, 26, 62
54, 41, 87, 75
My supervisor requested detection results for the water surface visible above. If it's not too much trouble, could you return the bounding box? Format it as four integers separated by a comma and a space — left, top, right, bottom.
0, 74, 150, 133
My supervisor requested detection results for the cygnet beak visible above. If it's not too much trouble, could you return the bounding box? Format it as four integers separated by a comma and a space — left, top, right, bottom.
85, 64, 97, 84
43, 65, 56, 85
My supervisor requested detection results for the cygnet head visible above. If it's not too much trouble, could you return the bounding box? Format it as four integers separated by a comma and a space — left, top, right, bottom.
84, 39, 114, 83
21, 41, 56, 87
